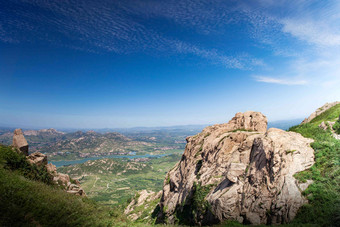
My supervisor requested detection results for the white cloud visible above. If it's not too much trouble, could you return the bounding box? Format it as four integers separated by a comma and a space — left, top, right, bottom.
282, 19, 340, 47
254, 76, 307, 85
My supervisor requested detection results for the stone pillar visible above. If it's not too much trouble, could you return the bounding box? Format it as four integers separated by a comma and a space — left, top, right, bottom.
12, 129, 29, 156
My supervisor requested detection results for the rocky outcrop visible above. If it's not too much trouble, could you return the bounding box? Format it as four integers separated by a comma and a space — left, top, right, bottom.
44, 161, 86, 196
318, 121, 329, 131
12, 129, 29, 155
157, 112, 314, 225
46, 163, 57, 173
302, 101, 340, 124
27, 152, 48, 166
319, 121, 340, 140
11, 129, 86, 196
66, 182, 85, 196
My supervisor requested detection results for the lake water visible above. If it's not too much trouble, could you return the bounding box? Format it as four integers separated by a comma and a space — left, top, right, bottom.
51, 154, 168, 167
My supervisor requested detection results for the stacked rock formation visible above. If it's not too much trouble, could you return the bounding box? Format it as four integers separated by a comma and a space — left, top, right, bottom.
12, 129, 85, 196
13, 129, 29, 156
157, 112, 314, 225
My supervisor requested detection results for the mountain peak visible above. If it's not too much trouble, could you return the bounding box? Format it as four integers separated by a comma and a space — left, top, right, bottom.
157, 111, 314, 225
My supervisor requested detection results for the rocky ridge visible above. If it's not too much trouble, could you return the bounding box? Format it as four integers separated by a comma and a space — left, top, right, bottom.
12, 129, 85, 196
157, 111, 314, 225
302, 101, 340, 124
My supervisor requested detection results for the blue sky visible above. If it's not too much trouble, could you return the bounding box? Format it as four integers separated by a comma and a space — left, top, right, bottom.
1, 0, 340, 128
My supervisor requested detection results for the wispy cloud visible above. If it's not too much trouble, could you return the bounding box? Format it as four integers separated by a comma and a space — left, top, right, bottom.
172, 41, 265, 70
254, 76, 307, 85
237, 0, 340, 88
2, 0, 340, 82
0, 0, 266, 70
282, 19, 340, 47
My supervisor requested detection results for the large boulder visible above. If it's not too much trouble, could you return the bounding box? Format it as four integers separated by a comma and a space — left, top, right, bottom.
157, 112, 314, 225
227, 111, 267, 133
46, 163, 57, 173
12, 129, 29, 155
66, 183, 86, 196
53, 173, 70, 186
27, 152, 48, 166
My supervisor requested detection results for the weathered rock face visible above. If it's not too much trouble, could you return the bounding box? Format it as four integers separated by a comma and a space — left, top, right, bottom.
157, 112, 314, 225
12, 129, 29, 155
302, 101, 340, 124
227, 111, 268, 133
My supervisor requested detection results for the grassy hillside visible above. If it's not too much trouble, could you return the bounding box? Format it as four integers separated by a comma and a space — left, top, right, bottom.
0, 145, 150, 227
289, 104, 340, 226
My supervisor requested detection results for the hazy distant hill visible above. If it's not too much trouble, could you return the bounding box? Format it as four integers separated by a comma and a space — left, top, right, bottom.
0, 129, 152, 160
0, 128, 65, 146
43, 131, 151, 155
0, 120, 300, 161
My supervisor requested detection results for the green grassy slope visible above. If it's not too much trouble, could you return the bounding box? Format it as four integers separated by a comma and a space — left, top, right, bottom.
289, 104, 340, 226
0, 145, 155, 227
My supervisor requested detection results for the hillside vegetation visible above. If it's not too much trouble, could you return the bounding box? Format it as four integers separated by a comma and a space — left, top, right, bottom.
289, 104, 340, 226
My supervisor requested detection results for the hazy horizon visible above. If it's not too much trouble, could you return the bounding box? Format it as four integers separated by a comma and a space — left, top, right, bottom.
0, 118, 303, 131
1, 1, 340, 128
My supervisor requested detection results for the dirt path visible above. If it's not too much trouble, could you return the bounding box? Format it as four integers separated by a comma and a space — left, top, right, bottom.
90, 176, 100, 191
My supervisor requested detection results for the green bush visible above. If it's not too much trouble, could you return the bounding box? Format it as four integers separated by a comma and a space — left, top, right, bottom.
174, 182, 214, 225
333, 119, 340, 134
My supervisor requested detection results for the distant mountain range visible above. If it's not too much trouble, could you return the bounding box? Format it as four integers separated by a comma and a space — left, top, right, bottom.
0, 129, 152, 160
0, 119, 302, 161
0, 119, 302, 134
